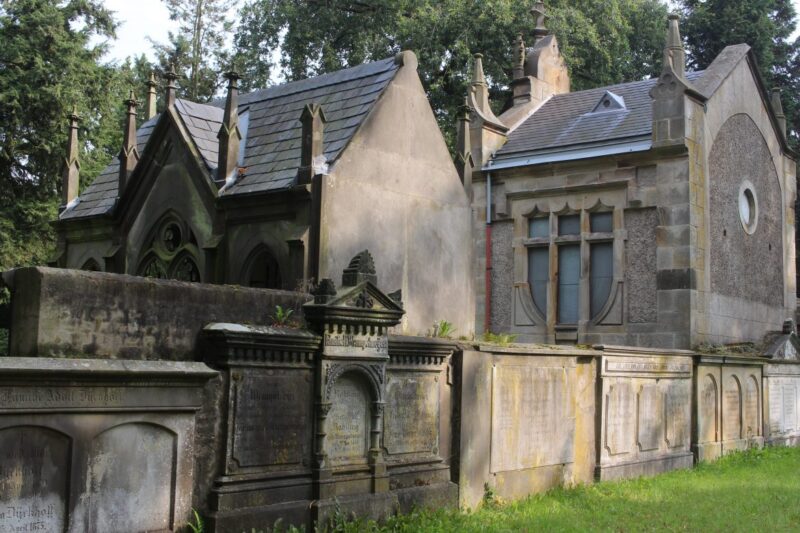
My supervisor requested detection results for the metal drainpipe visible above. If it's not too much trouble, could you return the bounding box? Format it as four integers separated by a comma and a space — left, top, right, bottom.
485, 172, 492, 334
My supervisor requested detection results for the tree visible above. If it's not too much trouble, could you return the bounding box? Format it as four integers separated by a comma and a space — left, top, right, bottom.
233, 0, 670, 147
679, 0, 800, 146
0, 0, 128, 273
154, 0, 236, 101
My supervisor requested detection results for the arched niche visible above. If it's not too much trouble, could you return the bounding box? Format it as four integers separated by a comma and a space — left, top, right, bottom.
241, 245, 283, 289
699, 374, 719, 444
325, 372, 372, 467
723, 375, 743, 441
744, 375, 760, 438
80, 258, 102, 272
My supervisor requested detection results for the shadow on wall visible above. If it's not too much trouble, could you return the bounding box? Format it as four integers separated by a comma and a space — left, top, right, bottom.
0, 298, 8, 356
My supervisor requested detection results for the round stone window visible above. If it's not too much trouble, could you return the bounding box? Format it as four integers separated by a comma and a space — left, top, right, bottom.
738, 181, 758, 235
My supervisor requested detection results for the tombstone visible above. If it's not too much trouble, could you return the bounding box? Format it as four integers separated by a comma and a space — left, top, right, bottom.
0, 358, 215, 532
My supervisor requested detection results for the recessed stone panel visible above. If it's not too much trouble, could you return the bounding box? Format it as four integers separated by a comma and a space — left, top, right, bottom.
637, 383, 661, 451
698, 373, 719, 444
605, 381, 634, 456
83, 423, 176, 532
384, 374, 439, 456
327, 374, 370, 466
231, 370, 311, 469
490, 365, 575, 473
0, 426, 70, 533
744, 376, 760, 438
723, 376, 742, 441
664, 380, 690, 449
783, 383, 797, 432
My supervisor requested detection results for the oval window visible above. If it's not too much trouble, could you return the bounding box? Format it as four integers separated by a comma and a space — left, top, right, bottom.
738, 181, 758, 234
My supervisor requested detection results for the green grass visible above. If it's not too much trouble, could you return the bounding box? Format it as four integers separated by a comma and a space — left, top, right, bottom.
325, 447, 800, 532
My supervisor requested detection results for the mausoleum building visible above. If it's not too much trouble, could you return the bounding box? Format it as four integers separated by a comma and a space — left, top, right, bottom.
53, 52, 474, 336
462, 8, 797, 349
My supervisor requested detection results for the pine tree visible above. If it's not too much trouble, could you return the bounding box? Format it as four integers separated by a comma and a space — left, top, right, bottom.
154, 0, 236, 101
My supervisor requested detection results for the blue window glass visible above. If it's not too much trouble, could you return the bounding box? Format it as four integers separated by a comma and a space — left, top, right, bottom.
558, 214, 580, 235
528, 247, 549, 317
590, 242, 614, 318
590, 212, 613, 233
557, 244, 580, 324
528, 217, 549, 238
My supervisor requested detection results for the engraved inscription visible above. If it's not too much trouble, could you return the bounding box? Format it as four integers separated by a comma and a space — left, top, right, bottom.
324, 333, 388, 357
769, 381, 783, 434
384, 375, 439, 455
723, 376, 742, 441
606, 361, 691, 374
232, 371, 311, 468
0, 387, 124, 408
491, 365, 575, 473
637, 383, 661, 451
783, 383, 797, 432
605, 381, 634, 456
665, 380, 689, 448
698, 374, 718, 444
0, 427, 69, 533
328, 375, 369, 465
744, 376, 760, 438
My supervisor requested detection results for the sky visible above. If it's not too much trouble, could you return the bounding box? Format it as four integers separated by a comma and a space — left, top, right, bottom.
100, 0, 800, 65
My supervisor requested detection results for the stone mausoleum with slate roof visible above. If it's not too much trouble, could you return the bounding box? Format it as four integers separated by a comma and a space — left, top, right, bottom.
460, 6, 797, 349
53, 51, 474, 336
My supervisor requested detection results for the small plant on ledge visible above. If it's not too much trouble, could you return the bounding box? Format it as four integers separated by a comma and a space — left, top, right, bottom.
430, 319, 456, 339
271, 305, 297, 327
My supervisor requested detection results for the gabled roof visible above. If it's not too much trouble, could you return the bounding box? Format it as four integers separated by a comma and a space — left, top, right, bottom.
60, 56, 401, 221
490, 71, 705, 169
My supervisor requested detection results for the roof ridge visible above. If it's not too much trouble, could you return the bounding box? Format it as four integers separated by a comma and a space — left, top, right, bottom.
239, 56, 398, 106
550, 70, 705, 100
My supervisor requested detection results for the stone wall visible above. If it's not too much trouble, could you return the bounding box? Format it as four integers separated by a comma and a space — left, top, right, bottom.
694, 357, 764, 461
3, 267, 309, 360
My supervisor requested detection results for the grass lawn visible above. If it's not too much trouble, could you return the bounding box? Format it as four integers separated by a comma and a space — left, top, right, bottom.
327, 447, 800, 532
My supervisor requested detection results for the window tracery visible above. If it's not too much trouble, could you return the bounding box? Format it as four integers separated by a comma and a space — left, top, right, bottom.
137, 215, 201, 282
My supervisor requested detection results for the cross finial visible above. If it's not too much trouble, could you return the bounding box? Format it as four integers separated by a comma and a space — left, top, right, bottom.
532, 2, 548, 41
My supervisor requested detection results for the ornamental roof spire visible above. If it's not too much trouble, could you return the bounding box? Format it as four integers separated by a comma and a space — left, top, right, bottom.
532, 2, 549, 42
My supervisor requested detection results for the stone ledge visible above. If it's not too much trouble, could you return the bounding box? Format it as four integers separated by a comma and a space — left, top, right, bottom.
595, 453, 694, 481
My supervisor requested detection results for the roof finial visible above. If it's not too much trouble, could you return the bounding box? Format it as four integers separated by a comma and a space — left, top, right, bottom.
471, 53, 487, 87
456, 96, 474, 191
163, 64, 178, 109
145, 73, 158, 120
119, 91, 139, 194
61, 105, 81, 210
772, 88, 787, 139
532, 2, 548, 42
513, 33, 526, 80
666, 14, 685, 77
298, 103, 327, 185
217, 70, 242, 183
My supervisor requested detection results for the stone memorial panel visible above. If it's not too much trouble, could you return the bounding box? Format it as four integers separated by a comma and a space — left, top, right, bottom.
491, 365, 574, 473
698, 374, 718, 444
83, 423, 175, 532
744, 376, 760, 438
769, 380, 784, 434
664, 381, 689, 448
0, 426, 69, 533
605, 381, 634, 456
328, 374, 370, 466
636, 383, 661, 451
723, 376, 742, 441
231, 370, 311, 469
384, 374, 439, 456
783, 383, 797, 432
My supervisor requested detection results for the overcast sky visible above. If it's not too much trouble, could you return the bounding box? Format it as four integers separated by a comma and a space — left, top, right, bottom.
99, 0, 800, 65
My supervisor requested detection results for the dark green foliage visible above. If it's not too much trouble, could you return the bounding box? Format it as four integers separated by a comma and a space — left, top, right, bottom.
233, 0, 670, 148
0, 0, 134, 272
152, 0, 236, 102
679, 0, 800, 147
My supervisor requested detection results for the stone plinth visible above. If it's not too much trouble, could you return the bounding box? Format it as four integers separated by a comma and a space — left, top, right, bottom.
0, 357, 215, 532
595, 345, 694, 480
764, 362, 800, 446
693, 355, 764, 462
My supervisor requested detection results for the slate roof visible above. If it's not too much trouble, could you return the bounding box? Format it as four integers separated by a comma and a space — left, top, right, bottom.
60, 56, 400, 220
491, 71, 706, 166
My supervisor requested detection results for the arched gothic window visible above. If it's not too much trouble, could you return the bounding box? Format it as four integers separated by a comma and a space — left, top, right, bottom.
80, 258, 102, 272
137, 215, 202, 282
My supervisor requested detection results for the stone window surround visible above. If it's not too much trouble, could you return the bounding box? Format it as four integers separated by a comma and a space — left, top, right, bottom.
135, 214, 203, 282
512, 190, 627, 336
